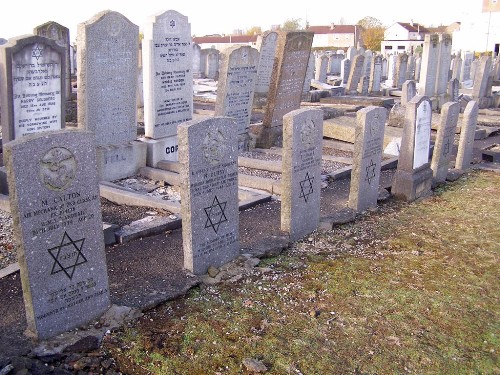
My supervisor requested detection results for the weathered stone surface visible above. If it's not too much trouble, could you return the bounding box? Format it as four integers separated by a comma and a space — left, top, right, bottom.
346, 55, 364, 94
417, 34, 440, 97
77, 11, 138, 146
255, 31, 278, 95
455, 101, 479, 170
142, 10, 193, 139
4, 130, 110, 340
435, 34, 452, 96
281, 108, 323, 242
430, 101, 460, 184
0, 35, 66, 143
369, 55, 382, 93
179, 117, 239, 275
348, 106, 388, 212
472, 56, 492, 99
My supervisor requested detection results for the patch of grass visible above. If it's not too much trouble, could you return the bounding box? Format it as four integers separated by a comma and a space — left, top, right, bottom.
105, 171, 500, 374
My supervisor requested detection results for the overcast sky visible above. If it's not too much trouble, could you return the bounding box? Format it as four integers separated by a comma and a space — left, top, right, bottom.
0, 0, 484, 42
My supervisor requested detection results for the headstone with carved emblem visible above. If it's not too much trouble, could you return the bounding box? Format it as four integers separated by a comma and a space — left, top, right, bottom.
281, 108, 323, 242
4, 130, 110, 340
178, 116, 239, 275
348, 106, 388, 212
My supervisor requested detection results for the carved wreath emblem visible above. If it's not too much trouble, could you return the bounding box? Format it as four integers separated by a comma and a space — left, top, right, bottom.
39, 147, 76, 191
202, 128, 227, 166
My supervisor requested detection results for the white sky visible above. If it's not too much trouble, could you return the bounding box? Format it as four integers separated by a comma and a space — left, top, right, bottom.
0, 0, 483, 43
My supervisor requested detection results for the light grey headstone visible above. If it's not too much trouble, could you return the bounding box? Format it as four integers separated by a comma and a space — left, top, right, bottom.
455, 101, 479, 170
387, 55, 397, 82
406, 55, 416, 80
472, 56, 492, 99
369, 55, 382, 93
0, 35, 66, 143
142, 10, 193, 139
357, 75, 369, 95
346, 54, 364, 93
328, 53, 342, 75
447, 78, 459, 103
460, 51, 473, 82
434, 34, 452, 96
401, 80, 417, 106
417, 34, 440, 96
414, 57, 422, 81
200, 48, 218, 78
215, 45, 259, 135
363, 51, 372, 77
348, 106, 387, 212
392, 95, 433, 201
77, 11, 138, 147
314, 54, 328, 82
179, 117, 239, 275
302, 52, 315, 94
281, 108, 323, 241
255, 31, 278, 95
393, 53, 408, 89
192, 43, 202, 79
34, 21, 71, 98
4, 130, 110, 340
451, 55, 462, 81
205, 51, 219, 79
430, 101, 460, 184
347, 46, 356, 61
340, 58, 351, 85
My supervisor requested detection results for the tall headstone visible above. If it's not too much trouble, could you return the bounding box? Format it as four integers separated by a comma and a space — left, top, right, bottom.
328, 53, 342, 75
192, 43, 202, 79
0, 35, 66, 144
451, 55, 462, 81
417, 34, 440, 96
200, 48, 218, 78
401, 80, 417, 106
347, 46, 356, 61
363, 50, 372, 77
281, 108, 323, 241
258, 31, 313, 148
369, 55, 382, 94
348, 106, 388, 212
471, 55, 492, 99
346, 54, 364, 94
255, 31, 278, 95
214, 45, 259, 149
205, 50, 219, 79
430, 101, 460, 184
446, 78, 459, 103
77, 11, 146, 181
434, 34, 452, 96
386, 54, 397, 83
302, 52, 315, 95
314, 54, 328, 82
414, 57, 422, 81
406, 55, 416, 80
393, 53, 408, 89
392, 95, 433, 201
455, 101, 479, 170
340, 58, 351, 85
4, 130, 110, 340
143, 10, 193, 140
357, 75, 369, 95
34, 21, 71, 98
381, 57, 388, 80
460, 51, 473, 82
178, 117, 239, 275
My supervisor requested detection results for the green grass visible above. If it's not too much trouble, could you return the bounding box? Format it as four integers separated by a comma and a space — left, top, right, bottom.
105, 171, 500, 374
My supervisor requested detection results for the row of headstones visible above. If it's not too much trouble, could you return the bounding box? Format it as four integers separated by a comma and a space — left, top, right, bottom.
3, 88, 479, 341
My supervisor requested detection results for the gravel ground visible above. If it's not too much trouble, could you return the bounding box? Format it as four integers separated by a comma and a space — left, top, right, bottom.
322, 147, 353, 158
0, 210, 15, 269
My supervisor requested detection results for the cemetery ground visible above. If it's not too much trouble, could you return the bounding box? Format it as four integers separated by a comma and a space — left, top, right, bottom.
0, 168, 496, 373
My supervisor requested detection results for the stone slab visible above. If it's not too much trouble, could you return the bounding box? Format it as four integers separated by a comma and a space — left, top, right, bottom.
115, 214, 182, 244
320, 96, 395, 107
140, 136, 179, 167
96, 141, 147, 181
238, 173, 281, 195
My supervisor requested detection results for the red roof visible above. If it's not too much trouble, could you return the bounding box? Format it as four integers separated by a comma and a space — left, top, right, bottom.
193, 35, 258, 44
306, 25, 356, 34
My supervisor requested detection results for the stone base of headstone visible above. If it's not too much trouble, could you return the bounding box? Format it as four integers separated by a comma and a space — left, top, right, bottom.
96, 141, 147, 181
392, 163, 433, 201
140, 136, 179, 167
255, 126, 283, 149
0, 166, 7, 195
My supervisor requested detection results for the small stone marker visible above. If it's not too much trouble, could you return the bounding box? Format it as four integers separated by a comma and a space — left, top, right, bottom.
4, 130, 110, 340
430, 101, 460, 184
179, 117, 239, 275
281, 108, 323, 242
255, 31, 278, 95
340, 58, 351, 85
348, 106, 388, 212
455, 101, 479, 170
314, 54, 328, 82
392, 95, 433, 201
0, 35, 66, 143
215, 45, 259, 138
401, 80, 417, 106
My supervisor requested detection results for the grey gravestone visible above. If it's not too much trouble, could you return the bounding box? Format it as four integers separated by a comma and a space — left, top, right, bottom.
393, 53, 408, 89
200, 48, 218, 78
369, 55, 382, 93
302, 52, 315, 94
414, 57, 422, 81
34, 21, 72, 98
357, 75, 369, 95
192, 43, 202, 79
451, 55, 462, 81
392, 95, 433, 201
434, 34, 452, 96
348, 106, 388, 212
455, 101, 479, 170
470, 59, 479, 84
363, 50, 372, 77
418, 34, 440, 96
281, 108, 323, 242
215, 45, 259, 138
430, 101, 460, 184
142, 10, 193, 139
461, 52, 473, 82
178, 117, 239, 275
255, 31, 278, 95
328, 54, 342, 75
347, 46, 356, 61
472, 56, 492, 99
387, 55, 396, 83
447, 78, 459, 103
346, 54, 364, 94
401, 80, 417, 106
259, 31, 313, 148
406, 55, 415, 80
382, 57, 388, 80
4, 130, 110, 340
0, 35, 66, 143
205, 51, 219, 80
340, 58, 351, 85
77, 11, 138, 147
314, 54, 328, 82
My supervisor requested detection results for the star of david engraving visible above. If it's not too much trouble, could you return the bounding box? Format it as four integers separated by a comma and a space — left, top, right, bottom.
442, 138, 450, 156
32, 44, 44, 61
204, 196, 228, 234
169, 20, 176, 29
299, 172, 315, 203
48, 231, 87, 280
365, 159, 377, 185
